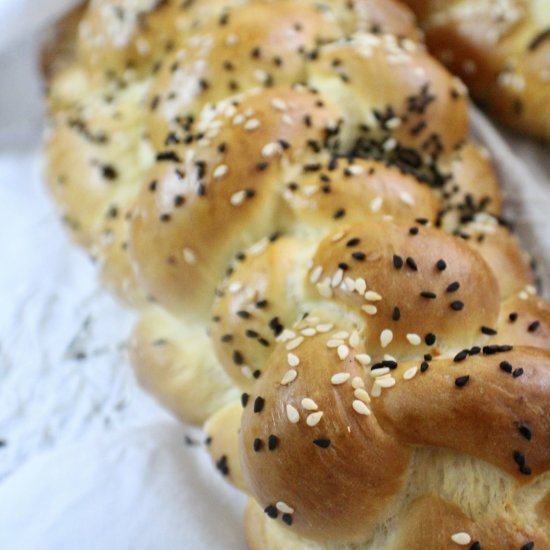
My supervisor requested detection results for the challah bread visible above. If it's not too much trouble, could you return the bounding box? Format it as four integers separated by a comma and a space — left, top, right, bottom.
43, 0, 550, 547
401, 0, 550, 141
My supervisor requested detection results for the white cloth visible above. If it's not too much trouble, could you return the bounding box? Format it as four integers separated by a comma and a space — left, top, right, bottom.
0, 3, 549, 549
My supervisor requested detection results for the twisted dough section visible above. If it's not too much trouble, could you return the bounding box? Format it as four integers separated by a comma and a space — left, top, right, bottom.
44, 0, 550, 547
401, 0, 550, 140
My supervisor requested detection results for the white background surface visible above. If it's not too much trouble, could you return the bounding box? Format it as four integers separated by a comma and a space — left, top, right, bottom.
0, 2, 548, 549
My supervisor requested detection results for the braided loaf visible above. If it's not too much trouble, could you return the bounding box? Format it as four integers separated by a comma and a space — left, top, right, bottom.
401, 0, 550, 141
44, 0, 550, 547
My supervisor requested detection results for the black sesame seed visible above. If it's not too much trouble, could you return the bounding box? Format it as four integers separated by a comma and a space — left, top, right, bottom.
481, 326, 497, 335
346, 238, 360, 247
256, 162, 269, 171
256, 299, 268, 309
216, 455, 229, 476
264, 505, 278, 519
245, 329, 259, 338
513, 368, 524, 378
420, 291, 437, 299
282, 513, 293, 526
527, 321, 540, 333
424, 354, 433, 361
160, 213, 171, 222
509, 312, 518, 322
252, 370, 261, 379
420, 361, 429, 372
338, 262, 349, 271
221, 334, 233, 343
436, 259, 447, 271
406, 257, 418, 271
451, 300, 464, 311
445, 280, 460, 294
253, 438, 263, 452
454, 350, 469, 362
500, 361, 513, 374
253, 397, 265, 413
352, 252, 366, 261
333, 208, 346, 219
313, 438, 331, 448
233, 350, 244, 365
237, 310, 251, 319
513, 451, 525, 467
392, 307, 401, 321
455, 375, 470, 387
518, 424, 532, 441
425, 333, 436, 346
102, 164, 118, 180
409, 227, 419, 235
241, 393, 249, 407
393, 255, 404, 269
268, 434, 279, 450
519, 465, 532, 476
521, 542, 534, 550
148, 180, 157, 192
469, 542, 481, 550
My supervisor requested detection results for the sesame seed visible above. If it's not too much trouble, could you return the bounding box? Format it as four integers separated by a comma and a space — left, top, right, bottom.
370, 367, 390, 378
513, 368, 524, 378
355, 354, 371, 366
183, 248, 197, 265
454, 350, 469, 362
450, 532, 472, 545
406, 333, 421, 346
365, 291, 382, 301
362, 304, 378, 315
528, 321, 540, 332
244, 118, 261, 131
327, 339, 344, 348
268, 435, 279, 450
213, 164, 228, 179
287, 353, 300, 367
262, 142, 282, 157
254, 397, 265, 413
447, 281, 460, 293
349, 331, 360, 347
230, 190, 247, 206
352, 376, 365, 388
276, 501, 294, 514
331, 372, 350, 385
420, 361, 429, 372
421, 291, 437, 299
301, 328, 316, 336
282, 514, 293, 526
309, 266, 322, 284
451, 300, 464, 311
337, 345, 350, 360
403, 366, 418, 380
241, 393, 249, 407
376, 377, 396, 389
393, 255, 404, 269
436, 259, 447, 271
281, 369, 297, 385
352, 251, 366, 261
253, 438, 263, 452
313, 438, 331, 448
380, 329, 393, 348
316, 323, 333, 333
307, 411, 324, 426
264, 505, 278, 518
354, 388, 371, 402
370, 196, 383, 212
518, 424, 532, 440
286, 337, 304, 350
286, 404, 300, 423
331, 230, 346, 242
353, 399, 371, 415
301, 398, 318, 411
455, 375, 470, 388
332, 269, 344, 287
500, 361, 513, 373
271, 98, 287, 111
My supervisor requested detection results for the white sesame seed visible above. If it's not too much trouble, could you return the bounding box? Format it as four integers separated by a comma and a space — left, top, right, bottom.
344, 277, 356, 292
244, 118, 261, 131
316, 323, 333, 333
386, 117, 402, 129
364, 291, 382, 301
286, 404, 300, 423
332, 269, 344, 287
333, 331, 349, 339
347, 164, 364, 175
229, 283, 245, 295
406, 333, 422, 346
271, 98, 287, 111
399, 191, 415, 205
354, 388, 371, 403
233, 114, 245, 125
331, 372, 350, 385
301, 398, 318, 411
331, 230, 346, 242
355, 278, 367, 295
349, 331, 360, 348
362, 304, 378, 315
355, 354, 371, 366
241, 366, 253, 379
282, 114, 294, 126
309, 266, 322, 284
384, 354, 397, 362
225, 33, 238, 45
287, 353, 300, 367
370, 367, 390, 378
370, 196, 383, 213
352, 400, 371, 415
183, 247, 197, 265
281, 369, 297, 385
403, 366, 418, 380
286, 337, 304, 350
337, 345, 350, 360
254, 69, 268, 83
450, 532, 472, 546
261, 142, 282, 157
380, 329, 393, 348
316, 282, 333, 298
376, 376, 396, 389
519, 290, 529, 300
213, 164, 228, 179
352, 376, 365, 389
276, 501, 294, 514
230, 190, 247, 206
371, 383, 382, 397
526, 285, 537, 295
301, 328, 316, 337
306, 411, 324, 426
277, 329, 296, 342
383, 138, 397, 151
327, 339, 344, 348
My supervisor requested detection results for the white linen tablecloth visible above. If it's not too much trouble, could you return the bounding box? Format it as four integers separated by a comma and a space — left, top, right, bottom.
0, 2, 549, 548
